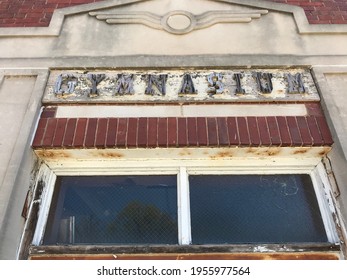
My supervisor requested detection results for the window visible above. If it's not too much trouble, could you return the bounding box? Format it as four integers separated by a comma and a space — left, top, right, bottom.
189, 174, 327, 244
36, 169, 335, 246
43, 176, 178, 245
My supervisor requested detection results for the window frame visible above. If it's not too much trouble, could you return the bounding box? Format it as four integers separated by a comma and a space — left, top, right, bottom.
31, 159, 339, 247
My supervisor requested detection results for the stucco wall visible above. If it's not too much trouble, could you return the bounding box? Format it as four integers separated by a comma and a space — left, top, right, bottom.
0, 70, 48, 259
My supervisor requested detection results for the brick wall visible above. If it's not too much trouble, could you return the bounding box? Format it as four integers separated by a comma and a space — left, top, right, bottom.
0, 0, 346, 28
32, 103, 333, 149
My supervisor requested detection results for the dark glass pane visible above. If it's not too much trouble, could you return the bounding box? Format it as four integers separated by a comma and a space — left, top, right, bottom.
189, 175, 327, 244
44, 176, 178, 245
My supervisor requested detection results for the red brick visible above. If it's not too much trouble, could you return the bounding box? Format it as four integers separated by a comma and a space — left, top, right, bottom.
207, 118, 218, 146
52, 118, 67, 147
41, 107, 56, 118
217, 117, 229, 146
106, 118, 118, 148
276, 116, 292, 146
158, 118, 168, 147
47, 0, 71, 4
177, 118, 187, 146
257, 117, 271, 146
247, 117, 260, 146
315, 116, 334, 145
187, 117, 198, 146
56, 3, 73, 9
62, 118, 77, 148
267, 117, 281, 146
306, 116, 324, 146
42, 118, 57, 147
137, 118, 148, 147
237, 117, 250, 146
296, 116, 313, 146
84, 118, 97, 148
32, 118, 47, 148
147, 118, 158, 148
227, 117, 239, 146
73, 118, 87, 148
26, 12, 44, 19
116, 118, 128, 148
306, 103, 323, 116
95, 118, 108, 148
167, 118, 177, 147
197, 117, 208, 146
286, 117, 303, 146
70, 0, 93, 3
126, 118, 138, 148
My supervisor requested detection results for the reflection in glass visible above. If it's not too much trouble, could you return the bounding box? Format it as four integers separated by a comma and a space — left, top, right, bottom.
189, 175, 327, 244
44, 176, 178, 245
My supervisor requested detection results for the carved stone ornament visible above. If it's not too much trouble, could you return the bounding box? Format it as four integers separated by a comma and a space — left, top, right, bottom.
89, 9, 268, 35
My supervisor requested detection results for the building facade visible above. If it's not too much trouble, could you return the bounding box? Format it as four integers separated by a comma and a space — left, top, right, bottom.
0, 0, 347, 260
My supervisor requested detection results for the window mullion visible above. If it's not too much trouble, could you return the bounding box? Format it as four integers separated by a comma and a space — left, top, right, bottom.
178, 167, 191, 245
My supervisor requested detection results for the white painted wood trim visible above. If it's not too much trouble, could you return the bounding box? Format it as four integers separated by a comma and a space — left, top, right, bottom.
310, 163, 340, 243
31, 158, 339, 246
178, 167, 192, 245
32, 166, 57, 246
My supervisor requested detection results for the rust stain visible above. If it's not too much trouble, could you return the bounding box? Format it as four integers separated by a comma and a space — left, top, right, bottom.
246, 147, 281, 157
35, 150, 71, 159
30, 252, 339, 260
246, 147, 257, 154
319, 147, 332, 157
293, 148, 310, 155
210, 151, 234, 159
266, 148, 281, 156
97, 151, 124, 158
216, 151, 234, 158
179, 149, 192, 157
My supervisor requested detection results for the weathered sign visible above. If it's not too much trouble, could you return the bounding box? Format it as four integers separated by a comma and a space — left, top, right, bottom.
43, 69, 319, 103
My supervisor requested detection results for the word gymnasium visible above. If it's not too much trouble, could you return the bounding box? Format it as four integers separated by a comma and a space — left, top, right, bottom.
43, 69, 320, 103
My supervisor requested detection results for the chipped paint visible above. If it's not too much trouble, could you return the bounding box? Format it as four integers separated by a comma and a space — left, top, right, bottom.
254, 246, 276, 253
43, 69, 320, 104
29, 252, 340, 260
28, 243, 341, 260
33, 147, 331, 175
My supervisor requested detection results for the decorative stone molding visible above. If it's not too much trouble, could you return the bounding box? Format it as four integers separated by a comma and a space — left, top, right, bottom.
89, 9, 268, 35
1, 0, 347, 37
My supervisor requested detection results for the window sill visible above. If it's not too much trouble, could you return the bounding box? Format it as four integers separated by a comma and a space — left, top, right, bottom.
28, 243, 341, 260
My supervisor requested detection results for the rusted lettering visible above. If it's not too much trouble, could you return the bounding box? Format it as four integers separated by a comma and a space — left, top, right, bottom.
54, 74, 77, 95
145, 74, 168, 96
254, 72, 273, 93
287, 73, 305, 94
88, 74, 106, 96
234, 73, 246, 95
207, 72, 224, 95
115, 74, 134, 95
179, 74, 196, 95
